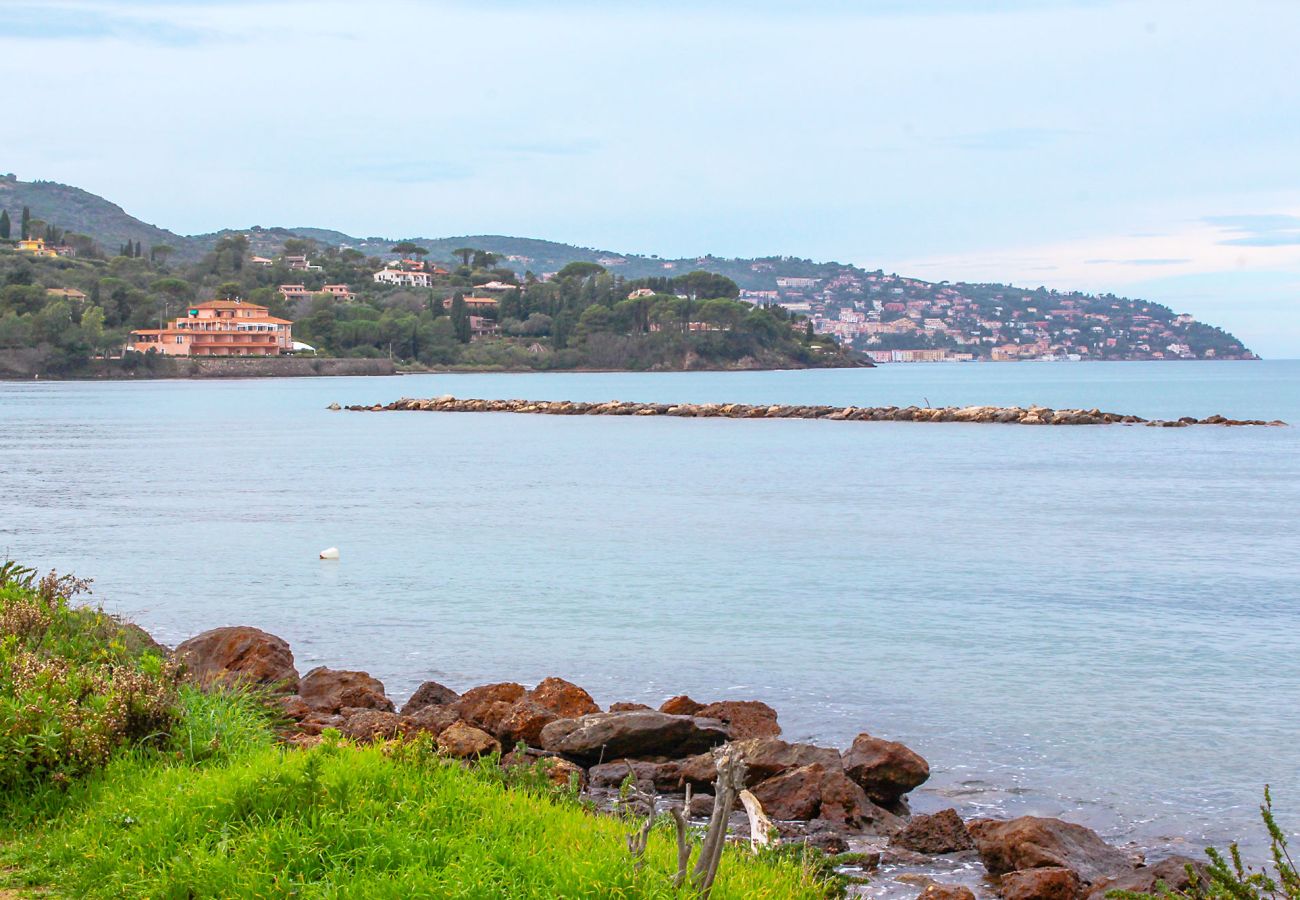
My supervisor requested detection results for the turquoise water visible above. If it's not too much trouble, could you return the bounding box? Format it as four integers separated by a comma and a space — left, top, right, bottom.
2, 360, 1298, 854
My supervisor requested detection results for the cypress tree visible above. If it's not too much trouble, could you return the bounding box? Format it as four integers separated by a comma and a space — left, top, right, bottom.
0, 209, 9, 239
134, 241, 142, 258
20, 206, 30, 240
451, 292, 470, 343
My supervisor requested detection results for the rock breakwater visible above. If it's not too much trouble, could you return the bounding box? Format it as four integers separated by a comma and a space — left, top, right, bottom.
339, 395, 1286, 427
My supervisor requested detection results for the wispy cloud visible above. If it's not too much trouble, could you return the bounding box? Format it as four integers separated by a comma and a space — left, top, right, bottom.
0, 5, 219, 45
348, 160, 476, 184
1205, 214, 1300, 247
1084, 257, 1192, 266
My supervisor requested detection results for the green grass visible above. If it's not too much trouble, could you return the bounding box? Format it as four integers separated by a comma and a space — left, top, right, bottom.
2, 732, 831, 898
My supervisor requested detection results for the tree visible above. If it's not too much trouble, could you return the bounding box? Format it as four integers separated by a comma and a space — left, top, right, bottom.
0, 209, 9, 240
451, 247, 476, 267
674, 270, 739, 301
450, 292, 470, 343
151, 244, 174, 267
556, 261, 605, 280
391, 241, 428, 258
471, 249, 499, 270
20, 206, 29, 241
80, 305, 106, 357
133, 241, 142, 259
216, 282, 242, 300
283, 238, 311, 256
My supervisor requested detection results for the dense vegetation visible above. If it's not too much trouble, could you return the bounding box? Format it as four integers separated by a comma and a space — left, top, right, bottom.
0, 561, 834, 898
0, 224, 849, 373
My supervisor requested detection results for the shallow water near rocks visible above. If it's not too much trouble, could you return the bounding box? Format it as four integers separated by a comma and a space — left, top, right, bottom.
2, 360, 1298, 879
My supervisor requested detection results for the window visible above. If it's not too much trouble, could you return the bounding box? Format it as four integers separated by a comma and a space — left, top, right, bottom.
175, 336, 184, 343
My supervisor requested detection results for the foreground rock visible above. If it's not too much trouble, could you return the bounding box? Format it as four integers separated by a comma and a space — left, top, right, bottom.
695, 700, 781, 739
344, 395, 1288, 427
679, 737, 841, 788
750, 763, 903, 832
176, 626, 299, 692
893, 808, 976, 854
437, 721, 500, 758
1085, 856, 1208, 899
540, 710, 728, 764
842, 732, 931, 806
400, 680, 459, 715
298, 667, 394, 713
1000, 866, 1082, 900
969, 816, 1134, 884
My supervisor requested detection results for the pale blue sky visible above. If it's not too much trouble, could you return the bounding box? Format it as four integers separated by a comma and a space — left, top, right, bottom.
3, 0, 1298, 355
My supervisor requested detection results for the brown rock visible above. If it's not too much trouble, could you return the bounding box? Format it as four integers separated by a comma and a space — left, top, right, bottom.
400, 680, 459, 715
529, 677, 599, 718
679, 737, 841, 788
539, 710, 728, 764
1085, 856, 1207, 899
536, 757, 586, 790
841, 732, 930, 805
494, 700, 556, 747
750, 763, 824, 820
819, 768, 902, 833
1000, 867, 1082, 900
340, 709, 405, 742
968, 817, 1132, 884
407, 704, 459, 735
298, 667, 393, 713
696, 700, 781, 739
921, 884, 977, 900
176, 626, 299, 692
276, 694, 311, 721
437, 721, 501, 759
894, 808, 976, 854
659, 695, 704, 716
588, 758, 684, 791
609, 702, 652, 712
455, 682, 526, 728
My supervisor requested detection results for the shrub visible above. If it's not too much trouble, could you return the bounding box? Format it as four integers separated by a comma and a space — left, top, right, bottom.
0, 565, 177, 790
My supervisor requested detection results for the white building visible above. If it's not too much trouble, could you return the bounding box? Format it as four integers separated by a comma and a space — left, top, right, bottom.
374, 269, 434, 288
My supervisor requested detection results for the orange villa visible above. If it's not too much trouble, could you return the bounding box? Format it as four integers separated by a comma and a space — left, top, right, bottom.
129, 299, 293, 357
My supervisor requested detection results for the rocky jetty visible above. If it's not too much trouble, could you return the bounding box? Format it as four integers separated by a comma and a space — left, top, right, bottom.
172, 624, 1204, 899
337, 395, 1286, 427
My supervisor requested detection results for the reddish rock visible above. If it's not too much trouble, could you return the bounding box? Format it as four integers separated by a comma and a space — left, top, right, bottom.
539, 710, 728, 764
893, 808, 976, 854
494, 700, 556, 747
750, 763, 825, 820
679, 737, 841, 788
968, 817, 1132, 884
588, 758, 684, 791
400, 680, 459, 715
407, 704, 459, 735
529, 677, 599, 719
819, 768, 902, 833
455, 682, 526, 728
537, 757, 586, 790
921, 884, 977, 900
276, 694, 311, 721
437, 721, 501, 759
1000, 867, 1082, 900
609, 702, 652, 712
659, 695, 704, 716
175, 626, 299, 692
841, 732, 930, 805
340, 709, 405, 742
696, 700, 781, 739
1085, 856, 1207, 899
298, 667, 393, 713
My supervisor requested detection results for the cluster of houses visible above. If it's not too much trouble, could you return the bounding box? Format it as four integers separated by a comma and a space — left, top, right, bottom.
739, 270, 1236, 362
13, 238, 73, 258
129, 299, 298, 357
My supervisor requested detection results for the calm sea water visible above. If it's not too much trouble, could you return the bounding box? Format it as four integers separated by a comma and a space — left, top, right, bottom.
2, 360, 1298, 856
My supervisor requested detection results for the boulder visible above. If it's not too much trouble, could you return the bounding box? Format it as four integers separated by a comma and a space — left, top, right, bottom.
696, 700, 781, 740
298, 667, 394, 713
841, 732, 930, 805
659, 695, 704, 716
455, 682, 526, 728
437, 721, 501, 759
921, 885, 977, 900
529, 677, 599, 719
1000, 867, 1082, 900
1085, 856, 1207, 899
968, 817, 1132, 884
609, 702, 652, 712
494, 700, 556, 747
536, 757, 586, 790
679, 737, 841, 788
588, 758, 684, 791
400, 680, 459, 715
175, 626, 299, 692
340, 709, 405, 742
407, 704, 459, 735
276, 694, 311, 721
819, 767, 901, 832
893, 808, 976, 854
539, 710, 728, 764
751, 763, 824, 820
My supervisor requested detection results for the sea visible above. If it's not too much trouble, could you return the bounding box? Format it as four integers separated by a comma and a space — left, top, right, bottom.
2, 359, 1298, 863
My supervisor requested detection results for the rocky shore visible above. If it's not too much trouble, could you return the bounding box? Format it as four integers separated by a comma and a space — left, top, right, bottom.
335, 395, 1287, 427
174, 625, 1209, 899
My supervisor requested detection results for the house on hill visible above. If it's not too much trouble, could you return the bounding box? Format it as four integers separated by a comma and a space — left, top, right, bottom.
129, 298, 293, 357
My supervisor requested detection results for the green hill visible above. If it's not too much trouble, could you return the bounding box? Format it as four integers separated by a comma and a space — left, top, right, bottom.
0, 175, 184, 254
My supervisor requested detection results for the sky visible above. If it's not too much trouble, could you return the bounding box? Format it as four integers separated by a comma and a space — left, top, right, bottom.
3, 0, 1299, 356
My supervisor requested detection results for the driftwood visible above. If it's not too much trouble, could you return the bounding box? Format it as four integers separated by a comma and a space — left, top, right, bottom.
690, 746, 749, 898
738, 789, 775, 852
623, 762, 657, 869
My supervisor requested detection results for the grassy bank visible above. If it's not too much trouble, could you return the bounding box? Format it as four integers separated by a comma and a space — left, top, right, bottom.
0, 566, 833, 898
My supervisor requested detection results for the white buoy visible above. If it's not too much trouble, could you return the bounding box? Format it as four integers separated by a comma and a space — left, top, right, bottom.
319, 547, 340, 560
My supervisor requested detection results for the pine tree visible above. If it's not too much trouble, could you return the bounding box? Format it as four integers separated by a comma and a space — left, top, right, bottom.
0, 209, 9, 240
134, 241, 142, 258
20, 206, 30, 240
451, 292, 470, 343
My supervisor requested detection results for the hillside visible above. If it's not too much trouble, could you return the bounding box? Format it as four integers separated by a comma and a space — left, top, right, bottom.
0, 174, 1256, 362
